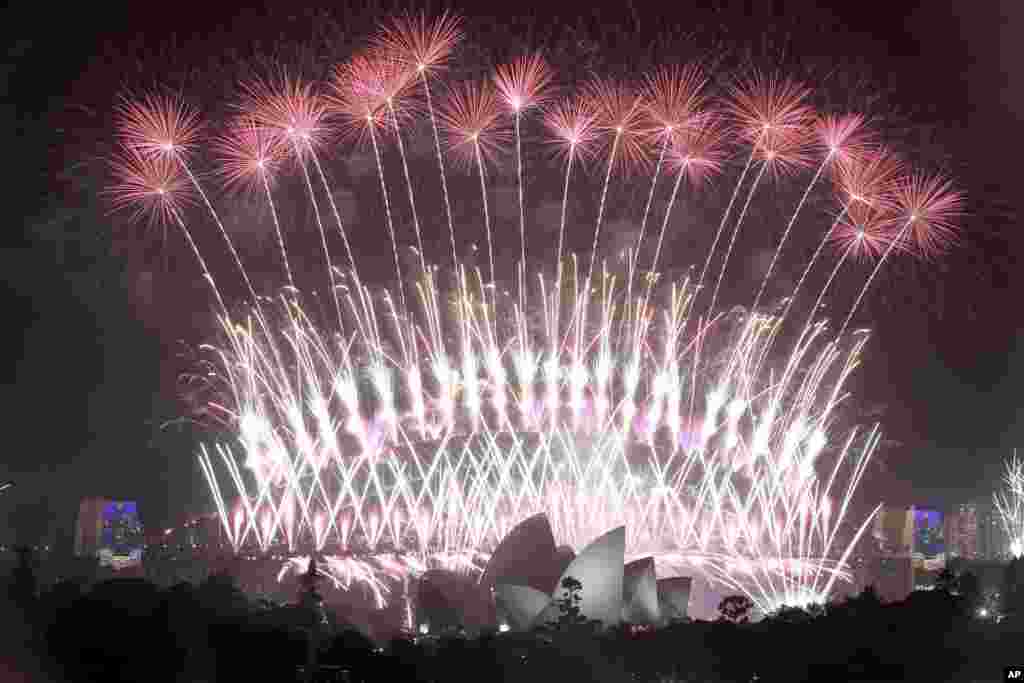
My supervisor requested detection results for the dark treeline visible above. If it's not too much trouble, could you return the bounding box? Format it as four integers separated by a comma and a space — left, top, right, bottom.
5, 551, 1024, 682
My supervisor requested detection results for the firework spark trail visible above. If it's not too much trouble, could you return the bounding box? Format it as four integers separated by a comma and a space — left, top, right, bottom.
704, 73, 814, 310
259, 172, 294, 290
215, 118, 295, 291
473, 140, 496, 294
389, 99, 427, 275
780, 206, 848, 322
633, 63, 707, 293
629, 134, 670, 290
180, 162, 260, 304
556, 150, 575, 291
757, 114, 871, 313
588, 129, 621, 285
837, 217, 911, 337
309, 148, 359, 281
294, 141, 344, 326
709, 161, 769, 312
375, 11, 464, 274
419, 71, 458, 269
839, 172, 963, 337
995, 452, 1024, 558
643, 160, 689, 310
168, 206, 229, 315
366, 122, 407, 313
544, 96, 598, 303
438, 80, 508, 315
114, 94, 256, 304
753, 152, 833, 311
107, 148, 232, 315
697, 145, 759, 297
514, 111, 527, 312
806, 238, 856, 329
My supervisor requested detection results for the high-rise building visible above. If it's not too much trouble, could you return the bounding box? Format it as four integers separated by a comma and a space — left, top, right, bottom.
911, 507, 946, 588
872, 504, 915, 556
868, 504, 915, 602
73, 497, 109, 558
945, 503, 979, 560
870, 554, 915, 603
976, 499, 1010, 560
73, 498, 144, 570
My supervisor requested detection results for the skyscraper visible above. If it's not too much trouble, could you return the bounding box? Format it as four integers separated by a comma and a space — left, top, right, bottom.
945, 503, 979, 560
976, 500, 1010, 560
869, 505, 915, 602
73, 497, 109, 558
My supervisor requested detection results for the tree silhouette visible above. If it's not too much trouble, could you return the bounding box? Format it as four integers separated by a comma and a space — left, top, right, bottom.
717, 595, 754, 624
9, 545, 38, 611
860, 584, 882, 607
298, 556, 329, 683
957, 570, 981, 612
545, 576, 601, 634
298, 556, 325, 617
1002, 557, 1024, 619
935, 567, 957, 594
551, 576, 587, 628
196, 569, 249, 620
772, 602, 825, 623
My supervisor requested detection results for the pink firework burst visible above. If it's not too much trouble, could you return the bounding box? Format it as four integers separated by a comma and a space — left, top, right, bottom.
542, 96, 600, 166
754, 125, 816, 181
666, 112, 729, 188
892, 172, 965, 259
115, 93, 201, 159
727, 72, 814, 150
106, 147, 194, 226
815, 113, 873, 169
239, 74, 331, 158
834, 148, 904, 209
584, 77, 651, 172
328, 51, 417, 146
214, 117, 285, 195
438, 80, 511, 171
374, 11, 464, 74
641, 63, 708, 141
493, 52, 555, 114
830, 202, 901, 263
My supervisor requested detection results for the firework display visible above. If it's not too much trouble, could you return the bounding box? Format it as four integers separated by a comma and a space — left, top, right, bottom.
107, 13, 964, 615
995, 453, 1024, 559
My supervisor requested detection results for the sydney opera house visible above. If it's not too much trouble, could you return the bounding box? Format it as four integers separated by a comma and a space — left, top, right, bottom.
414, 513, 693, 634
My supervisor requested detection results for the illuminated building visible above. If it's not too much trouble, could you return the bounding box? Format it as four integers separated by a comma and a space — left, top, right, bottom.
977, 501, 1011, 560
869, 504, 915, 602
97, 501, 144, 570
872, 505, 914, 556
423, 516, 694, 634
73, 497, 110, 558
945, 503, 979, 560
870, 554, 914, 603
73, 498, 145, 571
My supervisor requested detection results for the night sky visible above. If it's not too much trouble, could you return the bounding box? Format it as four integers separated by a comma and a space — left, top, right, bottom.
2, 0, 1022, 542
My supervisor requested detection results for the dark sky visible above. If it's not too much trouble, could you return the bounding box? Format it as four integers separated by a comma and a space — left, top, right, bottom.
2, 0, 1022, 541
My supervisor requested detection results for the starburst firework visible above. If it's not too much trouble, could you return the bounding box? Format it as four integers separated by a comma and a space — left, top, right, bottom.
995, 453, 1024, 558
374, 11, 463, 75
438, 80, 510, 170
115, 92, 202, 159
214, 117, 284, 195
107, 147, 194, 226
239, 74, 332, 157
